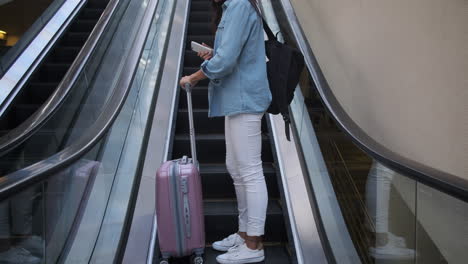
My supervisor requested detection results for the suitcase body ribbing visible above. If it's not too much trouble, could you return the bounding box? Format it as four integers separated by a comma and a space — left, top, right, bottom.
156, 85, 205, 263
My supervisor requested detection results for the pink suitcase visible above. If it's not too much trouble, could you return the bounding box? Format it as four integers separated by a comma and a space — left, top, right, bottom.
156, 84, 205, 264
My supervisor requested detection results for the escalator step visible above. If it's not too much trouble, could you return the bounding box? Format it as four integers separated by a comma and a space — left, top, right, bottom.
81, 8, 104, 20
178, 86, 208, 109
184, 50, 204, 68
71, 19, 98, 33
36, 63, 71, 82
176, 109, 269, 134
188, 22, 212, 35
176, 109, 223, 134
197, 78, 210, 87
190, 11, 212, 23
49, 46, 81, 63
173, 134, 273, 163
87, 0, 109, 9
183, 66, 205, 76
204, 200, 287, 243
25, 82, 59, 103
200, 163, 280, 199
191, 1, 211, 11
61, 32, 89, 46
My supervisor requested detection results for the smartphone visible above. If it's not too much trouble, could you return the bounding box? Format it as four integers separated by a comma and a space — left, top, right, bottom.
191, 41, 213, 53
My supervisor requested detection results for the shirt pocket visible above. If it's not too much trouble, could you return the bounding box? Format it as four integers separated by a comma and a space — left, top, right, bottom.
215, 20, 226, 47
210, 78, 222, 87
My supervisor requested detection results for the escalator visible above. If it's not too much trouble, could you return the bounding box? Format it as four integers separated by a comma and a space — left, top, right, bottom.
0, 0, 467, 263
0, 0, 109, 133
164, 1, 293, 262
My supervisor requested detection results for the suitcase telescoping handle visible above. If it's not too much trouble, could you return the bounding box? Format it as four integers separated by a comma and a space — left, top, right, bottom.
183, 83, 198, 166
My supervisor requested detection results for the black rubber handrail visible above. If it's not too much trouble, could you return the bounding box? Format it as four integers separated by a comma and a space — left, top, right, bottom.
278, 0, 468, 202
0, 0, 159, 201
0, 0, 121, 157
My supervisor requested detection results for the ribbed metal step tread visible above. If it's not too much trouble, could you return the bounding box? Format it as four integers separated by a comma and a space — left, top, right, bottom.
184, 50, 204, 67
188, 22, 212, 35
70, 19, 99, 33
174, 133, 269, 140
191, 1, 211, 11
204, 200, 287, 242
204, 199, 282, 216
43, 62, 72, 67
81, 8, 105, 19
179, 108, 209, 113
167, 245, 291, 264
200, 163, 275, 174
189, 11, 212, 23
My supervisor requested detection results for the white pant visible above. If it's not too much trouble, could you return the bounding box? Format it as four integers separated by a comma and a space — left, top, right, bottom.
225, 113, 268, 236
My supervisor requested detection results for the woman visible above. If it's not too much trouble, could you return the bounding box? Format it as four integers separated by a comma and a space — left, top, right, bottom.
179, 0, 271, 262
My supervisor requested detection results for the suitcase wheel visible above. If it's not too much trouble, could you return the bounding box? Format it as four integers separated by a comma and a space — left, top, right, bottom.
193, 256, 203, 264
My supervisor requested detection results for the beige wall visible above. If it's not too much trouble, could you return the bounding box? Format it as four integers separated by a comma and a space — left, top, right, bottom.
290, 0, 468, 178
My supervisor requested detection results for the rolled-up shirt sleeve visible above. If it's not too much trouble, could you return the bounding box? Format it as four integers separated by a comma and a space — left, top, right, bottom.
200, 1, 253, 80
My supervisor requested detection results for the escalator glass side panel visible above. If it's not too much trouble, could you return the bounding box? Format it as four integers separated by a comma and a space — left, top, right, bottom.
266, 0, 468, 263
0, 145, 101, 264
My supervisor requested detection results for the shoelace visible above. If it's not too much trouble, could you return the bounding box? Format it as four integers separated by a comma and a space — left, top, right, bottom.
223, 234, 236, 242
228, 245, 241, 253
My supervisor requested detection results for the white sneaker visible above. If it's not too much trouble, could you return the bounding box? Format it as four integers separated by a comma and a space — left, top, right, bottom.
370, 233, 415, 260
216, 243, 264, 264
0, 247, 41, 264
212, 233, 245, 252
18, 236, 43, 256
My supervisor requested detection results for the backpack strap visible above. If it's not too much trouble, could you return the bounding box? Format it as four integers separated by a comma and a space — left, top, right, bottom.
278, 48, 293, 141
262, 18, 276, 41
249, 0, 276, 40
283, 111, 291, 141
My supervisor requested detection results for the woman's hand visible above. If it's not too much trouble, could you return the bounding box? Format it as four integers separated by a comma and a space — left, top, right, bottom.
179, 75, 198, 89
179, 70, 207, 89
197, 43, 213, 60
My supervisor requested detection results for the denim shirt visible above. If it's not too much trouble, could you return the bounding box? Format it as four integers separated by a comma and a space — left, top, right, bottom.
201, 0, 271, 117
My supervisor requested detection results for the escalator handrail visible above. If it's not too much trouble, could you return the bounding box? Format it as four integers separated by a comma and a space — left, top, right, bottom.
0, 0, 156, 200
0, 0, 120, 157
277, 0, 468, 202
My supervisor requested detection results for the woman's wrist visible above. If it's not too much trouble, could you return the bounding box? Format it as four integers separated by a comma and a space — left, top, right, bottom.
190, 70, 207, 83
189, 74, 199, 83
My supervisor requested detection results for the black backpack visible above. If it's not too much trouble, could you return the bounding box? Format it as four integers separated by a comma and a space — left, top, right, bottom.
250, 2, 305, 140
